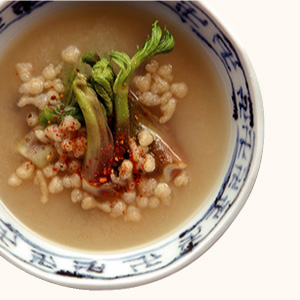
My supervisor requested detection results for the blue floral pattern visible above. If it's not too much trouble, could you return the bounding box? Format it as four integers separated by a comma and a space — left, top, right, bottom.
0, 1, 49, 34
0, 1, 256, 286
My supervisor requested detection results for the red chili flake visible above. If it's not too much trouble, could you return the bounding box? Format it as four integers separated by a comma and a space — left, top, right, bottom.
135, 116, 139, 121
51, 85, 54, 89
144, 112, 148, 117
51, 95, 56, 100
85, 165, 89, 169
88, 159, 91, 164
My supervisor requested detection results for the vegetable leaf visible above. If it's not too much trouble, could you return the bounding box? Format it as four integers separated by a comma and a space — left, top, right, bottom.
72, 72, 114, 194
91, 58, 115, 118
81, 51, 100, 67
39, 104, 83, 126
152, 27, 175, 56
130, 20, 162, 70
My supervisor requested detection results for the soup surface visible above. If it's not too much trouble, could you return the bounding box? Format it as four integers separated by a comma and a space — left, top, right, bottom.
0, 2, 231, 252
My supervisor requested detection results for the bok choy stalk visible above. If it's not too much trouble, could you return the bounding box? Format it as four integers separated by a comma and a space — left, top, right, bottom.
110, 21, 175, 144
72, 72, 115, 195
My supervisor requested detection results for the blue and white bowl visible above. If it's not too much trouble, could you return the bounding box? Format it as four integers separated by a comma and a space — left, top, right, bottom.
0, 1, 263, 289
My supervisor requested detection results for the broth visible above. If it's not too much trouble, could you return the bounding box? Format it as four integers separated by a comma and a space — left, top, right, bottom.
0, 2, 231, 252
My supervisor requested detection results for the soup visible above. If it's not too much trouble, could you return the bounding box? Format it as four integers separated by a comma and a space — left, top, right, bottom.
0, 2, 231, 252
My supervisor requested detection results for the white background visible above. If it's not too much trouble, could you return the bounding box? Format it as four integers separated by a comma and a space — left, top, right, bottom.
1, 0, 299, 299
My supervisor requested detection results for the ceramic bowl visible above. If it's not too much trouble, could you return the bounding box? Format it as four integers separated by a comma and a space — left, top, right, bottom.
0, 1, 263, 290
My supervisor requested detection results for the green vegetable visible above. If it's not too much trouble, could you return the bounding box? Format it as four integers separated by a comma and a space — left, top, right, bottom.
39, 104, 83, 126
65, 67, 78, 107
72, 72, 115, 195
81, 51, 100, 67
109, 51, 131, 138
90, 58, 115, 119
110, 20, 175, 143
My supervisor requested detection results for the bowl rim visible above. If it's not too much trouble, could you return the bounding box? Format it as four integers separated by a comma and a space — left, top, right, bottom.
0, 0, 264, 290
